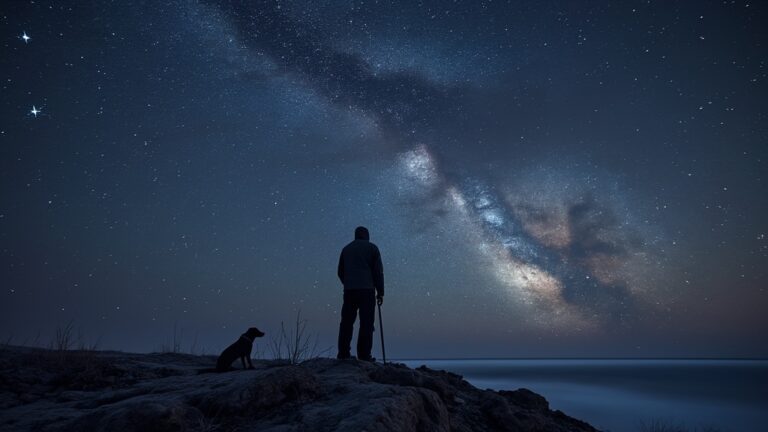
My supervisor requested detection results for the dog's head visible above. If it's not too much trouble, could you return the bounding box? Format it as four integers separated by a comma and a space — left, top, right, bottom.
246, 327, 265, 339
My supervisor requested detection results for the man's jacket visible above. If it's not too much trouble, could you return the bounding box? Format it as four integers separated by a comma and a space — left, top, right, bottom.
337, 237, 384, 297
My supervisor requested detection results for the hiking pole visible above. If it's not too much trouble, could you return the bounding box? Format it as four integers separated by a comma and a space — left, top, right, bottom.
378, 302, 386, 364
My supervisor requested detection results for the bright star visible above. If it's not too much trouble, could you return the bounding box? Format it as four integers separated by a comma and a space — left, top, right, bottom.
21, 32, 30, 43
30, 106, 41, 117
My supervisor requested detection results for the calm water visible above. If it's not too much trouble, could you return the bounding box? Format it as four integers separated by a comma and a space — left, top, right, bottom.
401, 359, 768, 432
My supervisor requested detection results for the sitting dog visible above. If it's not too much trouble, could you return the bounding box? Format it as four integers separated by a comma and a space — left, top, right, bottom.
216, 327, 265, 372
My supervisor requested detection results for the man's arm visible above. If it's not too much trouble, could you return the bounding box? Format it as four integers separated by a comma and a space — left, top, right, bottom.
373, 247, 384, 300
337, 250, 345, 284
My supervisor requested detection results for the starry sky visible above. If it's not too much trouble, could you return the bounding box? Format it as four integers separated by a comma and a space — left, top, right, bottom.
1, 0, 766, 358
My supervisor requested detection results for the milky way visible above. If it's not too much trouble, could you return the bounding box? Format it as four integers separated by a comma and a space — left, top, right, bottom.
395, 142, 663, 332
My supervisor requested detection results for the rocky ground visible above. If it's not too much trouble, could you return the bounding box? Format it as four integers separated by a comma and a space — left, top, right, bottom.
0, 346, 598, 431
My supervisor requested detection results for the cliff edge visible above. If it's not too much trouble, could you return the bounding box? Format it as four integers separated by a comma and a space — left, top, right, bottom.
0, 347, 597, 431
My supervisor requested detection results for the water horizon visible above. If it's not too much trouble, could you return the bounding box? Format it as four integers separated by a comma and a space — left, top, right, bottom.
395, 357, 768, 361
401, 358, 768, 432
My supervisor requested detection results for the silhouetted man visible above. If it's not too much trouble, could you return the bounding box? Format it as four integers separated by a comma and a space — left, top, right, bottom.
337, 226, 384, 361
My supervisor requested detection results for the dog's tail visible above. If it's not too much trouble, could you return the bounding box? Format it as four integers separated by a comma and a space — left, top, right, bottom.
196, 367, 219, 375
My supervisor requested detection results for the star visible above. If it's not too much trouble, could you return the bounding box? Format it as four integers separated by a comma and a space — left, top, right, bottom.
30, 106, 41, 117
21, 32, 30, 43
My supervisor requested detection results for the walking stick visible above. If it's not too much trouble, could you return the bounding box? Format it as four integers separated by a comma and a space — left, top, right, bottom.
378, 302, 386, 364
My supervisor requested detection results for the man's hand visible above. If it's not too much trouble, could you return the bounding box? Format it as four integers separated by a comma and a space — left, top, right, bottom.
377, 295, 384, 306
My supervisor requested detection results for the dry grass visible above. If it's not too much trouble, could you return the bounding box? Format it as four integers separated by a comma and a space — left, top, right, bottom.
267, 310, 330, 364
52, 320, 75, 351
46, 320, 101, 352
1, 321, 117, 392
160, 322, 184, 354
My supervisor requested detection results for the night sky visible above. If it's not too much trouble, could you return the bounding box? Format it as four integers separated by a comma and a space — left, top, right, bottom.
1, 0, 766, 358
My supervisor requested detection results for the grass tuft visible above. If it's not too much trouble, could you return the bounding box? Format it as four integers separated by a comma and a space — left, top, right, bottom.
266, 309, 331, 364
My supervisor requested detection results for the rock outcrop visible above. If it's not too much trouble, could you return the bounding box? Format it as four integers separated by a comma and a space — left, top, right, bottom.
0, 346, 597, 431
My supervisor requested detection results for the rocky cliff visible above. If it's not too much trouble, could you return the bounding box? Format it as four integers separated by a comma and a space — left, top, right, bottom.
0, 347, 597, 431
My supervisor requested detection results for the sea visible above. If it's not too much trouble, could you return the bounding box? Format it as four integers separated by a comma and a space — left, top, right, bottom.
400, 359, 768, 432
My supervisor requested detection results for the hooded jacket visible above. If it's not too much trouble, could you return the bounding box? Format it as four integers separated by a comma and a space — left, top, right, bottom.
337, 229, 384, 297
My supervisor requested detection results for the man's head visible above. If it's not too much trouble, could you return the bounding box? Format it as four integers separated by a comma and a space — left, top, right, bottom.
354, 226, 370, 240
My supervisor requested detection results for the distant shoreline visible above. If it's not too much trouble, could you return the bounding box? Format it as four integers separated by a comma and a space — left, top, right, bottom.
395, 357, 768, 361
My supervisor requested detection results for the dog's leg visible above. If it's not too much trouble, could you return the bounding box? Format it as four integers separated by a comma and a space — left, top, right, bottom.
247, 356, 254, 369
246, 343, 255, 369
241, 356, 247, 369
